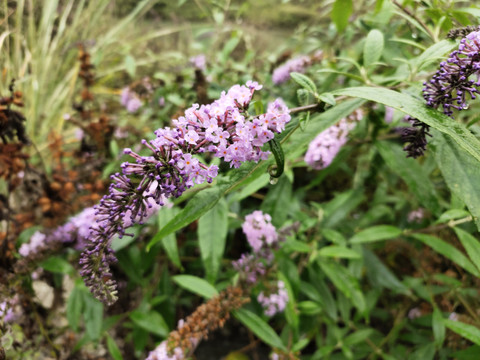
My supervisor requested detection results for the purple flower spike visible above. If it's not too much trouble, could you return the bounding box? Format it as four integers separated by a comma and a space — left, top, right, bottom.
423, 31, 480, 115
403, 29, 480, 157
80, 83, 291, 305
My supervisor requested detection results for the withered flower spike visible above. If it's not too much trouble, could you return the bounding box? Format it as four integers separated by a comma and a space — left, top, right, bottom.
166, 286, 250, 356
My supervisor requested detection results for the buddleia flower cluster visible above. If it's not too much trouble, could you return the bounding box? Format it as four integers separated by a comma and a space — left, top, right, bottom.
304, 109, 363, 170
80, 82, 291, 305
233, 211, 282, 285
403, 29, 480, 157
235, 211, 289, 315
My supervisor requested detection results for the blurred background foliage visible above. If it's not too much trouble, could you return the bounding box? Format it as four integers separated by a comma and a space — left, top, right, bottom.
2, 0, 480, 360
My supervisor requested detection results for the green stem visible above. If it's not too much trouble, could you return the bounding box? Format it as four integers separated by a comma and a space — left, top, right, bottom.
457, 293, 480, 325
392, 0, 436, 41
402, 216, 473, 236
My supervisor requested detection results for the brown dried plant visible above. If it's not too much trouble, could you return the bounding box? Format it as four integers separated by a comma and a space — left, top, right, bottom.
167, 286, 250, 356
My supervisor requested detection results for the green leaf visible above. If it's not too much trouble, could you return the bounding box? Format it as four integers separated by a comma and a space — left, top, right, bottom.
292, 338, 311, 352
350, 225, 402, 244
322, 229, 347, 245
278, 272, 299, 332
333, 87, 480, 164
331, 0, 353, 32
83, 295, 104, 341
228, 173, 269, 203
129, 310, 169, 337
253, 100, 264, 116
172, 275, 218, 299
452, 345, 480, 360
157, 206, 182, 268
223, 156, 270, 194
286, 98, 365, 159
409, 342, 436, 360
268, 138, 285, 178
433, 307, 445, 348
103, 315, 123, 332
233, 308, 286, 351
364, 29, 384, 68
381, 354, 398, 360
344, 329, 375, 346
261, 175, 292, 228
299, 110, 311, 131
66, 281, 84, 332
431, 132, 480, 230
313, 345, 335, 358
322, 189, 366, 229
341, 345, 354, 359
297, 301, 322, 315
436, 209, 471, 224
283, 239, 311, 253
413, 40, 457, 71
320, 260, 366, 313
454, 228, 480, 273
297, 88, 310, 105
411, 234, 480, 277
124, 54, 136, 78
109, 140, 119, 158
318, 92, 336, 106
300, 281, 323, 303
224, 352, 250, 360
40, 256, 75, 275
106, 334, 123, 360
198, 198, 228, 282
147, 185, 227, 249
363, 248, 408, 293
393, 10, 432, 40
290, 72, 317, 94
444, 320, 480, 346
318, 245, 361, 259
220, 36, 240, 63
375, 141, 441, 215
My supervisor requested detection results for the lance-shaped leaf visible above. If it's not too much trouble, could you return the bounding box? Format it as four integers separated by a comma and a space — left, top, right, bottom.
431, 132, 480, 231
234, 308, 286, 351
376, 141, 441, 215
333, 87, 480, 163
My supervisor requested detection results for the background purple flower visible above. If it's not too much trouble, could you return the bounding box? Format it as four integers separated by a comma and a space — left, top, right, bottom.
120, 87, 143, 113
189, 54, 206, 71
272, 55, 311, 85
305, 109, 363, 170
257, 281, 289, 317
